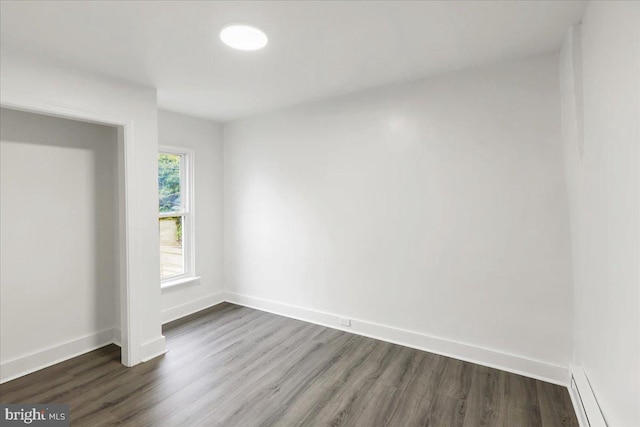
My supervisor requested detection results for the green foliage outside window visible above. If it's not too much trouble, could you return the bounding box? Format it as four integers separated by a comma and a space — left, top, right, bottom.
158, 153, 182, 243
158, 153, 181, 212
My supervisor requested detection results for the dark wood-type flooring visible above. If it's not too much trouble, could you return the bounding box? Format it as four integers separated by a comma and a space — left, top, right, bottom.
0, 303, 578, 426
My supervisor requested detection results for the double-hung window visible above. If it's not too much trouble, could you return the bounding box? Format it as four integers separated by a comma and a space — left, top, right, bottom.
158, 147, 195, 286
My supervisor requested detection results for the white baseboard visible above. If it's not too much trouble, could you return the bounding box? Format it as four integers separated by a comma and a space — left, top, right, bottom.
0, 292, 572, 392
224, 291, 570, 386
1, 327, 166, 383
569, 365, 607, 427
113, 327, 122, 347
140, 335, 167, 362
0, 328, 116, 384
569, 375, 590, 427
161, 291, 226, 324
1, 290, 223, 383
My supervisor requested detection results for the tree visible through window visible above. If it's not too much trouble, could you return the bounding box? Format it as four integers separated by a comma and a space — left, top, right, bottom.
159, 153, 182, 212
158, 150, 191, 282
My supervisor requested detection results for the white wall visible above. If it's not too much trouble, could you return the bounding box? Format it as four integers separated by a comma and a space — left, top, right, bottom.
0, 108, 118, 364
158, 110, 225, 322
560, 2, 640, 426
0, 49, 164, 367
224, 53, 574, 369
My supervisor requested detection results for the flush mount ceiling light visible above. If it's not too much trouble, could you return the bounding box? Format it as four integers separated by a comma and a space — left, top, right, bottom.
220, 24, 268, 51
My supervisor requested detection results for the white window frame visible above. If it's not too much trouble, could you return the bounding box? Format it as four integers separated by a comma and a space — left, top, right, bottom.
159, 145, 198, 288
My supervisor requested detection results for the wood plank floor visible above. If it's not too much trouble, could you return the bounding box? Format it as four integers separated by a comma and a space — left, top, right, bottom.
0, 303, 578, 426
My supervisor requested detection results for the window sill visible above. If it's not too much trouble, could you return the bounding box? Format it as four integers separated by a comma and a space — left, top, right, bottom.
161, 276, 201, 290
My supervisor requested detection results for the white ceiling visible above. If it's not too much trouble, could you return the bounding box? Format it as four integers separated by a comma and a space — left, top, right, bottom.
0, 1, 587, 122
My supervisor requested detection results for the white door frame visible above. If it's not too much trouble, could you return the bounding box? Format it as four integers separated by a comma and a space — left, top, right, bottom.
1, 89, 141, 367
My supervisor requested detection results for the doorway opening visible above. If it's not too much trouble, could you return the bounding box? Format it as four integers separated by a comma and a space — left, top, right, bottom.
0, 105, 135, 380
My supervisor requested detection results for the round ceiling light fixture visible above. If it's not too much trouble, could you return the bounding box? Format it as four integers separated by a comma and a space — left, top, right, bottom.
220, 24, 268, 51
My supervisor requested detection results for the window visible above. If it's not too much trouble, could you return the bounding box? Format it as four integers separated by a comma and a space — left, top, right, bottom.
158, 147, 194, 286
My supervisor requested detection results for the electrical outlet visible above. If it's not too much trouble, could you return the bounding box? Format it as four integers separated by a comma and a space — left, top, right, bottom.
339, 317, 351, 327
